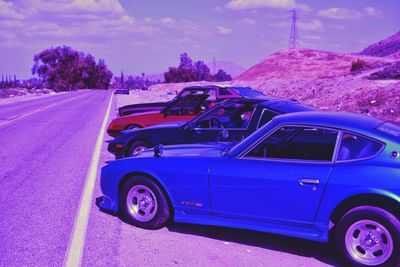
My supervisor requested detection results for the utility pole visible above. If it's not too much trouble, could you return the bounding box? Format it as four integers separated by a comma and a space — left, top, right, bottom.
213, 56, 216, 75
289, 8, 298, 49
120, 70, 124, 88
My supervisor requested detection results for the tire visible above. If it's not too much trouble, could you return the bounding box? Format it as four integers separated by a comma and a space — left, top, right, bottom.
119, 176, 170, 229
335, 206, 400, 267
127, 141, 150, 156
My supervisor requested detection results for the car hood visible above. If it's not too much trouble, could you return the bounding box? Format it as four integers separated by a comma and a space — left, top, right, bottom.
119, 121, 185, 135
137, 142, 229, 158
146, 121, 187, 128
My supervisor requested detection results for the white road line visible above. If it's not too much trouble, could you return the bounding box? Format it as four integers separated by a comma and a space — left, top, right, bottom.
64, 92, 114, 267
0, 93, 90, 127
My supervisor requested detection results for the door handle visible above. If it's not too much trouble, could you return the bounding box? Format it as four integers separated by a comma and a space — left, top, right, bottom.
299, 178, 320, 186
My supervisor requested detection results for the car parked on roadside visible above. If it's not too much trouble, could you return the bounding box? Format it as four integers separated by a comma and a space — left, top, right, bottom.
114, 89, 129, 95
100, 111, 400, 267
108, 98, 315, 158
118, 84, 264, 116
107, 88, 210, 138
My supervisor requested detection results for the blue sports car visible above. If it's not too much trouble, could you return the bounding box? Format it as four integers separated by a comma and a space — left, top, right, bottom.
99, 111, 400, 267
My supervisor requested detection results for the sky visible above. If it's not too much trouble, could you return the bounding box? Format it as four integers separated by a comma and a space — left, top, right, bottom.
0, 0, 399, 79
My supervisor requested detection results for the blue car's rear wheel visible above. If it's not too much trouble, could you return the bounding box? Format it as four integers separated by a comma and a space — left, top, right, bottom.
335, 206, 400, 267
120, 176, 170, 229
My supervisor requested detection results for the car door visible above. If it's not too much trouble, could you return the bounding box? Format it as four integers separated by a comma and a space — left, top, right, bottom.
209, 125, 339, 227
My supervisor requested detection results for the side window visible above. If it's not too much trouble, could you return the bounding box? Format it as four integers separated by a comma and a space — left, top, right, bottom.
245, 126, 338, 161
196, 103, 255, 129
218, 87, 233, 96
337, 132, 383, 161
257, 109, 279, 128
206, 89, 217, 101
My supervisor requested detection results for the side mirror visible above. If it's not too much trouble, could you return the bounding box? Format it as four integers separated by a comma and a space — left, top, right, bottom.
221, 129, 229, 139
185, 122, 196, 130
217, 129, 229, 142
154, 144, 164, 157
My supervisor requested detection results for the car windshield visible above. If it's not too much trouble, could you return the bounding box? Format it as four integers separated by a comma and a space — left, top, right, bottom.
376, 122, 400, 138
230, 87, 265, 98
162, 88, 209, 114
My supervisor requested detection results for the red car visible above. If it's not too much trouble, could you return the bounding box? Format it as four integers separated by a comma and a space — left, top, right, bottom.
118, 84, 264, 116
108, 85, 264, 137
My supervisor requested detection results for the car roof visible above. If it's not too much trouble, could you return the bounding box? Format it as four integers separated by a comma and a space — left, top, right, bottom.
273, 111, 384, 132
220, 97, 315, 112
183, 84, 248, 89
228, 111, 393, 157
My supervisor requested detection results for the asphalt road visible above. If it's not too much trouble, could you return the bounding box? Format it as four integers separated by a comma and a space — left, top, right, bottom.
0, 91, 341, 267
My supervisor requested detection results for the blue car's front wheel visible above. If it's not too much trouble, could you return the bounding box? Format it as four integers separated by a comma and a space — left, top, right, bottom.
120, 176, 170, 229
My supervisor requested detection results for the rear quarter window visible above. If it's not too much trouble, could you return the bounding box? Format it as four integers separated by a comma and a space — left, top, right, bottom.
337, 132, 384, 161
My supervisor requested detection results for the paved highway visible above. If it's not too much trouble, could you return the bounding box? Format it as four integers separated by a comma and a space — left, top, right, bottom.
0, 91, 339, 267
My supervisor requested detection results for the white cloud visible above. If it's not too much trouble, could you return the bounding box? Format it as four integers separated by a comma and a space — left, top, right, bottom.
0, 19, 25, 28
330, 24, 345, 30
238, 18, 256, 25
0, 0, 162, 48
225, 0, 295, 10
70, 0, 124, 13
302, 34, 321, 41
217, 26, 233, 35
318, 8, 362, 20
296, 3, 311, 12
364, 6, 384, 17
318, 6, 384, 20
214, 6, 225, 12
0, 0, 25, 19
268, 21, 289, 28
298, 20, 323, 31
160, 17, 175, 25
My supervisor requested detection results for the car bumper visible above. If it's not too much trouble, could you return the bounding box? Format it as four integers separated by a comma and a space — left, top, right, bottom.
107, 129, 121, 138
99, 165, 120, 213
107, 142, 124, 159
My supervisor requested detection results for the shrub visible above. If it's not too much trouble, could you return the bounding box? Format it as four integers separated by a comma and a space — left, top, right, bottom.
351, 59, 369, 73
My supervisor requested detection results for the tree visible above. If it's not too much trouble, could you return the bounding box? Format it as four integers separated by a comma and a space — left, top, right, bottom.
213, 69, 232, 82
164, 52, 232, 83
193, 61, 211, 81
32, 46, 113, 91
179, 52, 193, 68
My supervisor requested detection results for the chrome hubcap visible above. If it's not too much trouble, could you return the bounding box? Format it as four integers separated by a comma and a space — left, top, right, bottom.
345, 219, 393, 266
126, 185, 157, 222
132, 146, 146, 155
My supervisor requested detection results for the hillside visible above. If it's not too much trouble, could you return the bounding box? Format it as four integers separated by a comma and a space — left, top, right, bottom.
236, 48, 394, 80
206, 60, 246, 78
149, 47, 400, 122
360, 31, 400, 59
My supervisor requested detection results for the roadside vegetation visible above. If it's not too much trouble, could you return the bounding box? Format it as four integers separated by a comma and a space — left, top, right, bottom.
164, 53, 232, 83
32, 46, 112, 91
368, 61, 400, 80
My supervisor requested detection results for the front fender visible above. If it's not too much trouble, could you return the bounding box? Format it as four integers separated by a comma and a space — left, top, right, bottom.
100, 156, 217, 215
